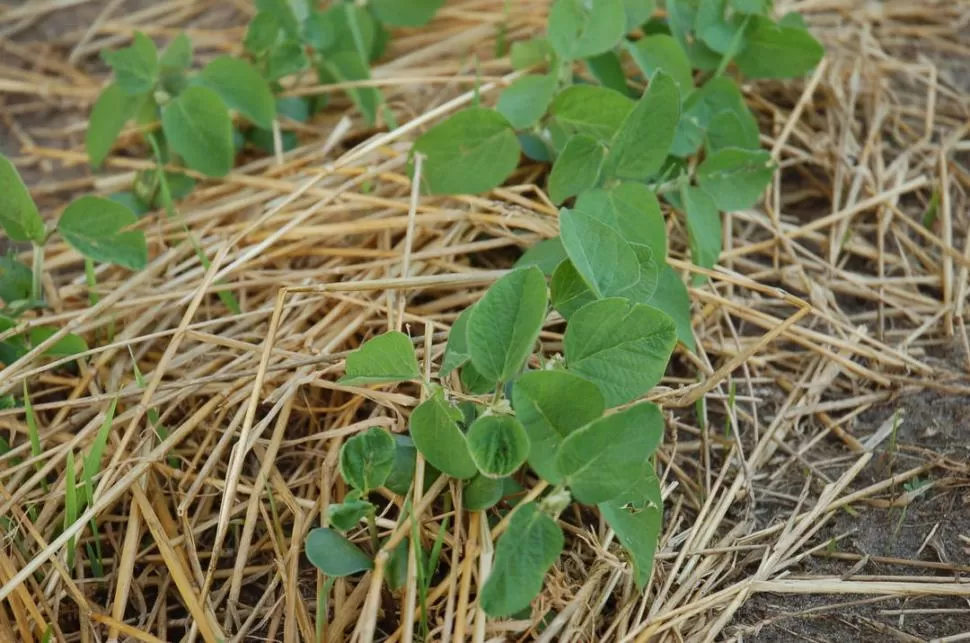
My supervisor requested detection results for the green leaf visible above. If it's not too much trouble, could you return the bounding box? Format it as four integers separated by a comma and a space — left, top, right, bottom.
328, 493, 373, 531
384, 435, 417, 496
86, 83, 142, 168
107, 191, 150, 216
512, 370, 604, 484
734, 17, 824, 79
466, 266, 548, 383
247, 128, 299, 154
560, 208, 640, 299
466, 415, 530, 478
57, 196, 147, 270
665, 0, 722, 71
275, 96, 311, 123
266, 40, 309, 81
604, 71, 680, 181
548, 135, 606, 204
549, 85, 634, 142
778, 11, 807, 29
0, 256, 32, 304
439, 311, 475, 382
322, 51, 381, 126
696, 0, 747, 54
460, 362, 495, 395
548, 0, 626, 61
385, 537, 411, 591
409, 390, 478, 480
306, 528, 373, 576
515, 237, 567, 276
625, 35, 693, 94
480, 502, 564, 617
497, 74, 558, 130
672, 76, 759, 157
339, 428, 396, 492
683, 185, 721, 280
199, 56, 276, 129
574, 182, 667, 263
340, 331, 420, 386
255, 0, 306, 39
161, 85, 234, 177
0, 156, 45, 244
370, 0, 443, 26
411, 108, 520, 195
510, 38, 555, 70
309, 5, 375, 57
245, 12, 281, 54
730, 0, 767, 13
557, 402, 663, 504
585, 51, 631, 96
550, 260, 596, 320
696, 147, 774, 211
648, 265, 695, 351
159, 33, 192, 74
29, 326, 89, 357
599, 467, 662, 587
623, 0, 657, 31
101, 32, 158, 96
705, 110, 753, 153
564, 298, 676, 406
464, 474, 505, 511
303, 10, 335, 50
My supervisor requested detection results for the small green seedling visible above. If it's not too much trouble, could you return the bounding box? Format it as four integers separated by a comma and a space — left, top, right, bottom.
307, 265, 673, 616
0, 155, 148, 365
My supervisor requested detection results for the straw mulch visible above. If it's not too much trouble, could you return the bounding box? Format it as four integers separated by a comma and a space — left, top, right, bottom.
0, 1, 968, 641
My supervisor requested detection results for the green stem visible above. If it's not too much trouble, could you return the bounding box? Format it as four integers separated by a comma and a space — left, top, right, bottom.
30, 242, 44, 304
713, 16, 752, 79
367, 505, 379, 554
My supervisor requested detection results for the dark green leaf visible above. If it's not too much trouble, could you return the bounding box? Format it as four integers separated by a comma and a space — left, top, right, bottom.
159, 33, 192, 73
548, 134, 606, 204
466, 266, 548, 383
696, 147, 774, 211
266, 40, 309, 81
86, 83, 142, 168
549, 85, 634, 142
625, 35, 693, 93
665, 0, 721, 71
696, 0, 747, 54
604, 71, 680, 181
557, 402, 663, 503
705, 110, 753, 153
275, 96, 311, 123
585, 51, 631, 96
247, 128, 299, 154
384, 435, 417, 496
410, 390, 478, 480
574, 182, 666, 262
339, 428, 396, 492
101, 32, 158, 96
58, 196, 147, 270
464, 474, 505, 511
440, 307, 473, 377
497, 74, 558, 130
735, 17, 824, 79
0, 256, 32, 304
199, 56, 276, 129
155, 173, 196, 205
161, 85, 234, 177
245, 12, 282, 54
480, 502, 564, 617
564, 298, 676, 406
550, 260, 596, 320
515, 237, 567, 276
683, 185, 721, 279
517, 133, 553, 163
648, 266, 695, 351
411, 108, 520, 195
322, 51, 380, 126
548, 0, 626, 60
29, 327, 89, 358
370, 0, 443, 27
107, 192, 150, 216
512, 370, 604, 484
305, 528, 373, 576
385, 537, 411, 591
560, 208, 640, 298
623, 0, 656, 31
340, 331, 420, 386
255, 0, 306, 39
310, 5, 374, 56
303, 10, 335, 50
599, 467, 662, 586
466, 414, 530, 478
460, 362, 495, 395
730, 0, 767, 13
328, 493, 373, 531
0, 155, 45, 243
778, 11, 807, 29
672, 76, 759, 157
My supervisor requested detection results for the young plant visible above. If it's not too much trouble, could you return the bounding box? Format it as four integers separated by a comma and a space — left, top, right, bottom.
308, 264, 674, 616
88, 31, 276, 199
0, 155, 148, 365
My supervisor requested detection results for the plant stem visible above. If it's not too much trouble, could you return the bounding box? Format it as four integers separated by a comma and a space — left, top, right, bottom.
30, 242, 44, 304
367, 505, 379, 554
